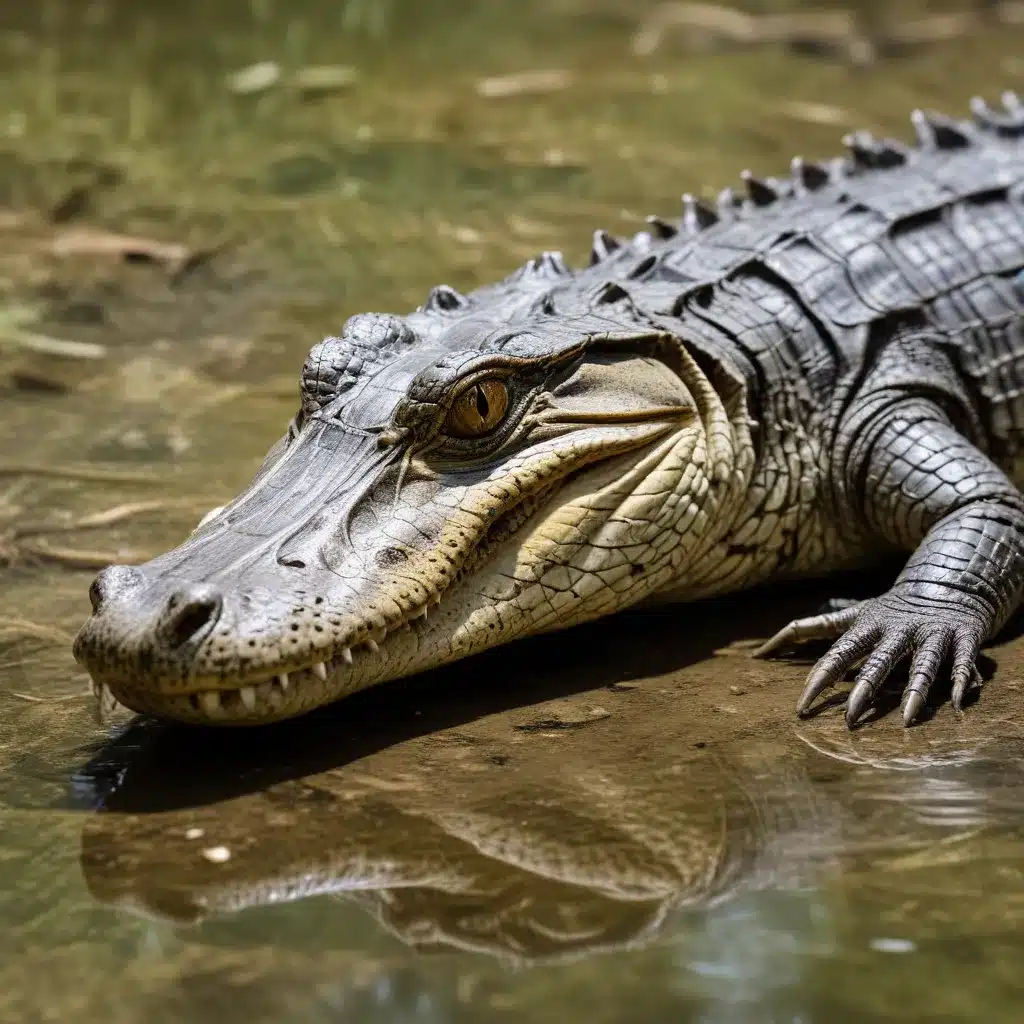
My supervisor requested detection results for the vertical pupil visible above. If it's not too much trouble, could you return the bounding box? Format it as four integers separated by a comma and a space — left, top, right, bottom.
475, 386, 490, 421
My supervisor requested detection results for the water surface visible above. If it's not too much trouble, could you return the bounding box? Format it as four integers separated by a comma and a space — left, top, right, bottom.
1, 2, 1024, 1021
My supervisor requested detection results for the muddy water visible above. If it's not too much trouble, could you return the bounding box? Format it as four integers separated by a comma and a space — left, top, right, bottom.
1, 1, 1024, 1021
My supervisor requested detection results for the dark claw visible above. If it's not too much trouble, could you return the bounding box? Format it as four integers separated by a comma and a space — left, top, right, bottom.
785, 590, 989, 727
902, 689, 926, 726
796, 670, 829, 716
900, 637, 945, 726
846, 640, 911, 726
845, 678, 876, 727
950, 665, 983, 712
797, 627, 879, 717
797, 658, 847, 716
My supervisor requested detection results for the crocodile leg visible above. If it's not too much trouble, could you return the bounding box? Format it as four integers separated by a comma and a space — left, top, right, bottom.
770, 396, 1024, 727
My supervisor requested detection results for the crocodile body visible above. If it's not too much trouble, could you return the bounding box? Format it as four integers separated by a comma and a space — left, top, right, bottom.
74, 95, 1024, 727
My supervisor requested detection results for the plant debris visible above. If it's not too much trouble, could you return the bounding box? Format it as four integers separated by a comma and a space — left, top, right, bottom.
475, 69, 573, 99
292, 65, 358, 97
631, 2, 1024, 63
225, 61, 282, 95
45, 227, 193, 273
0, 304, 107, 361
0, 464, 159, 484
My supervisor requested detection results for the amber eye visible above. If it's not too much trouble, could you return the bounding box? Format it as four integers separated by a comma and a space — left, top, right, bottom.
443, 378, 510, 439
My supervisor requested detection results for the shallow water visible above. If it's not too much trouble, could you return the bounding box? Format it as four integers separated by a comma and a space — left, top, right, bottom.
1, 1, 1024, 1021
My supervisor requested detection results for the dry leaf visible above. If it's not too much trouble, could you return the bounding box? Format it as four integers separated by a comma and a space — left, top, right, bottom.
292, 65, 357, 96
475, 69, 573, 100
226, 61, 281, 95
45, 227, 191, 271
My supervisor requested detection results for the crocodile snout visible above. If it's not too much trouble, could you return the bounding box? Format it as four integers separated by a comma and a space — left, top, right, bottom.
74, 565, 234, 688
157, 586, 223, 648
87, 564, 144, 613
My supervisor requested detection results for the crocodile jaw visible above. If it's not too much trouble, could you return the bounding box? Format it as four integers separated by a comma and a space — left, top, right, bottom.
74, 418, 714, 725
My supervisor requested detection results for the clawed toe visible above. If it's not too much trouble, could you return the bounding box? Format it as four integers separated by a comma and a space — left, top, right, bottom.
784, 592, 987, 728
754, 603, 862, 659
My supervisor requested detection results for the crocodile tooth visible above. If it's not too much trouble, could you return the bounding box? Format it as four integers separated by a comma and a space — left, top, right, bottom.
412, 605, 427, 619
93, 682, 115, 724
277, 672, 289, 690
341, 647, 353, 665
366, 638, 380, 654
239, 686, 257, 711
199, 691, 221, 715
371, 628, 387, 644
1003, 91, 1022, 115
312, 661, 327, 681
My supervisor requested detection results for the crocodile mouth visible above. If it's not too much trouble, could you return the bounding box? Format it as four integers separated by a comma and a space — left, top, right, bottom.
102, 475, 569, 725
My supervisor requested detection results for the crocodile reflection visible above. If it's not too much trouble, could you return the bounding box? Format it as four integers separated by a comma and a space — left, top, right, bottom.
79, 754, 838, 964
78, 723, 1024, 965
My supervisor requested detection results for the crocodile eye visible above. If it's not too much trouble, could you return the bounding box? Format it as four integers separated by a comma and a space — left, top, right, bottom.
443, 378, 510, 439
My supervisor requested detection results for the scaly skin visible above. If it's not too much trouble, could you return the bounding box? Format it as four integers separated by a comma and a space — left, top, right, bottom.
74, 94, 1024, 727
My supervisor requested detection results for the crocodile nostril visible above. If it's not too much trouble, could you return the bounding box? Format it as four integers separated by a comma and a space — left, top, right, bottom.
88, 564, 144, 613
162, 588, 223, 647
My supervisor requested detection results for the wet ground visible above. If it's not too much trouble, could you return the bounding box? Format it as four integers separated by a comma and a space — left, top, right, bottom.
1, 1, 1024, 1021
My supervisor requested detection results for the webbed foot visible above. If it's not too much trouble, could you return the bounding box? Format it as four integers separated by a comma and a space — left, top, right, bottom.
755, 590, 987, 727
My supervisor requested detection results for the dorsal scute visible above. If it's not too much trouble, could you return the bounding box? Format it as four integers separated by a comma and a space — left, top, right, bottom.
302, 313, 417, 410
590, 229, 623, 265
299, 93, 1019, 415
681, 194, 718, 233
740, 170, 779, 207
646, 215, 678, 239
910, 109, 973, 150
970, 92, 1024, 138
422, 284, 468, 313
843, 131, 909, 169
791, 156, 831, 192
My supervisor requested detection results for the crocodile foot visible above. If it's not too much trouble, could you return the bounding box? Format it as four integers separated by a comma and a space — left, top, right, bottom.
755, 590, 986, 727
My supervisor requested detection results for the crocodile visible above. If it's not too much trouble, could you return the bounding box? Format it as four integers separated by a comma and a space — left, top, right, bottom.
73, 94, 1024, 728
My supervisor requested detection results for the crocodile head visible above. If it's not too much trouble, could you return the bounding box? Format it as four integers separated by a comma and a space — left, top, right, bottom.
73, 257, 749, 724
